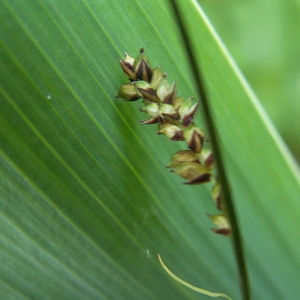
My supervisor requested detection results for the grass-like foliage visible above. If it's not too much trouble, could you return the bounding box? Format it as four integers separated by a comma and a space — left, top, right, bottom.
1, 1, 299, 299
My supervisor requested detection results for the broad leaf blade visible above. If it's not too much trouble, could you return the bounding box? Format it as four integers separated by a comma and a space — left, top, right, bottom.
1, 1, 299, 299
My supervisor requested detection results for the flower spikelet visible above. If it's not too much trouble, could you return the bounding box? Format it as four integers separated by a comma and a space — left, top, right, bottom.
117, 48, 230, 235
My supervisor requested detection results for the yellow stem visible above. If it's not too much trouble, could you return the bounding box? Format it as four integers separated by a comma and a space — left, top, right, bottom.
157, 254, 233, 300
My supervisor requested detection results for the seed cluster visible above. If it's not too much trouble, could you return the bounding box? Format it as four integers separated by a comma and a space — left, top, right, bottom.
117, 48, 231, 235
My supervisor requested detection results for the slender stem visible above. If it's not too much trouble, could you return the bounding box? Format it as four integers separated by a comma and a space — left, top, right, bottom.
158, 254, 233, 300
169, 1, 250, 299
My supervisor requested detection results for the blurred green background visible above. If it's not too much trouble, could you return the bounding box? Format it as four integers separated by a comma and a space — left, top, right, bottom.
199, 0, 300, 163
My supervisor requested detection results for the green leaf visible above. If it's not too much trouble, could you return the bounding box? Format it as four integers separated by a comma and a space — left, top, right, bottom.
1, 1, 299, 299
